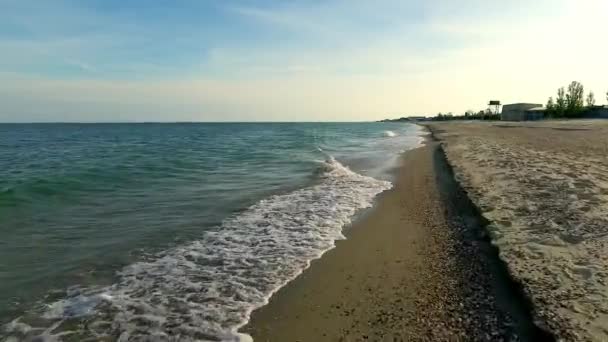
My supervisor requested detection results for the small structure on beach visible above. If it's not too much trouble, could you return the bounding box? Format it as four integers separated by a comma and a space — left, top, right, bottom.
488, 100, 501, 115
501, 103, 544, 121
584, 105, 608, 119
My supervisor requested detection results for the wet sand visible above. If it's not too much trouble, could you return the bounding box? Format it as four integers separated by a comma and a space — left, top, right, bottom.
243, 142, 548, 341
428, 120, 608, 341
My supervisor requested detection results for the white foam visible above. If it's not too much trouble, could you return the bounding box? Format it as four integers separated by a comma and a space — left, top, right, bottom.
3, 158, 391, 341
383, 130, 397, 137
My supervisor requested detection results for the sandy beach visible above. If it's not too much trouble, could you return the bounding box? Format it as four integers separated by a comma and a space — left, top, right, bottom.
243, 141, 550, 341
428, 120, 608, 341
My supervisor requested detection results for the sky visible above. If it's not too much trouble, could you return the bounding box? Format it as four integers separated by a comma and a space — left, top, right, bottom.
0, 0, 607, 122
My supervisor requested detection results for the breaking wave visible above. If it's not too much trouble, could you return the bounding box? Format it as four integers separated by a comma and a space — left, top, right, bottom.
2, 157, 392, 341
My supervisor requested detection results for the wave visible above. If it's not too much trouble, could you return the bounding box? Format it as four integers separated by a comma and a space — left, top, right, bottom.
2, 157, 392, 341
0, 174, 108, 209
383, 130, 397, 137
0, 187, 21, 208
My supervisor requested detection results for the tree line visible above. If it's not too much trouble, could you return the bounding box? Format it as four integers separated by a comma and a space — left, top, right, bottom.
431, 109, 500, 121
545, 81, 606, 118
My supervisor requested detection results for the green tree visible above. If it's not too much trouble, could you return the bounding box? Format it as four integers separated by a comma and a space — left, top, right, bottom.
566, 81, 585, 117
556, 87, 567, 117
586, 91, 596, 107
546, 97, 555, 117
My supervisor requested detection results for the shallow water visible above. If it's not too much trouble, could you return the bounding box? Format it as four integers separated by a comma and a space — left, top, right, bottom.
0, 122, 422, 341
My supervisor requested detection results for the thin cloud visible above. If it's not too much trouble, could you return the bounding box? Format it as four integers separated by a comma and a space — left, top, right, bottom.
0, 0, 607, 122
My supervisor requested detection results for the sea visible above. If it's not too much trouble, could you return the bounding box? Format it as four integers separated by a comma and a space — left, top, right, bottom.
0, 122, 424, 341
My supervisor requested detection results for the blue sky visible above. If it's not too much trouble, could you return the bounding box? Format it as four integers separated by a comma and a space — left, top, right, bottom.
1, 0, 607, 122
1, 0, 439, 79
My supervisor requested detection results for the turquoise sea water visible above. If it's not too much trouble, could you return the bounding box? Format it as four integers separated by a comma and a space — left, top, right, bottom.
0, 122, 422, 341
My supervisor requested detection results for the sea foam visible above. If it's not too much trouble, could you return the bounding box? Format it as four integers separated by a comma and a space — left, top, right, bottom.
3, 157, 391, 341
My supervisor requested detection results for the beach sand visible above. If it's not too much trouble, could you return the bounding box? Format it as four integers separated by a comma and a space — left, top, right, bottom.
428, 120, 608, 341
243, 142, 548, 341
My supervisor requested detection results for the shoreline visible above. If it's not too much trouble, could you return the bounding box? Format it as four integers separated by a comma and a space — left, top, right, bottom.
242, 137, 550, 341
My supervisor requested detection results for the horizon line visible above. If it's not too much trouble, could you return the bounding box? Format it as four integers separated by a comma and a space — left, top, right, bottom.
0, 120, 407, 124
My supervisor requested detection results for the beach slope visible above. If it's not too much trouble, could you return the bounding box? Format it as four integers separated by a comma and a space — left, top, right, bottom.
429, 120, 608, 341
